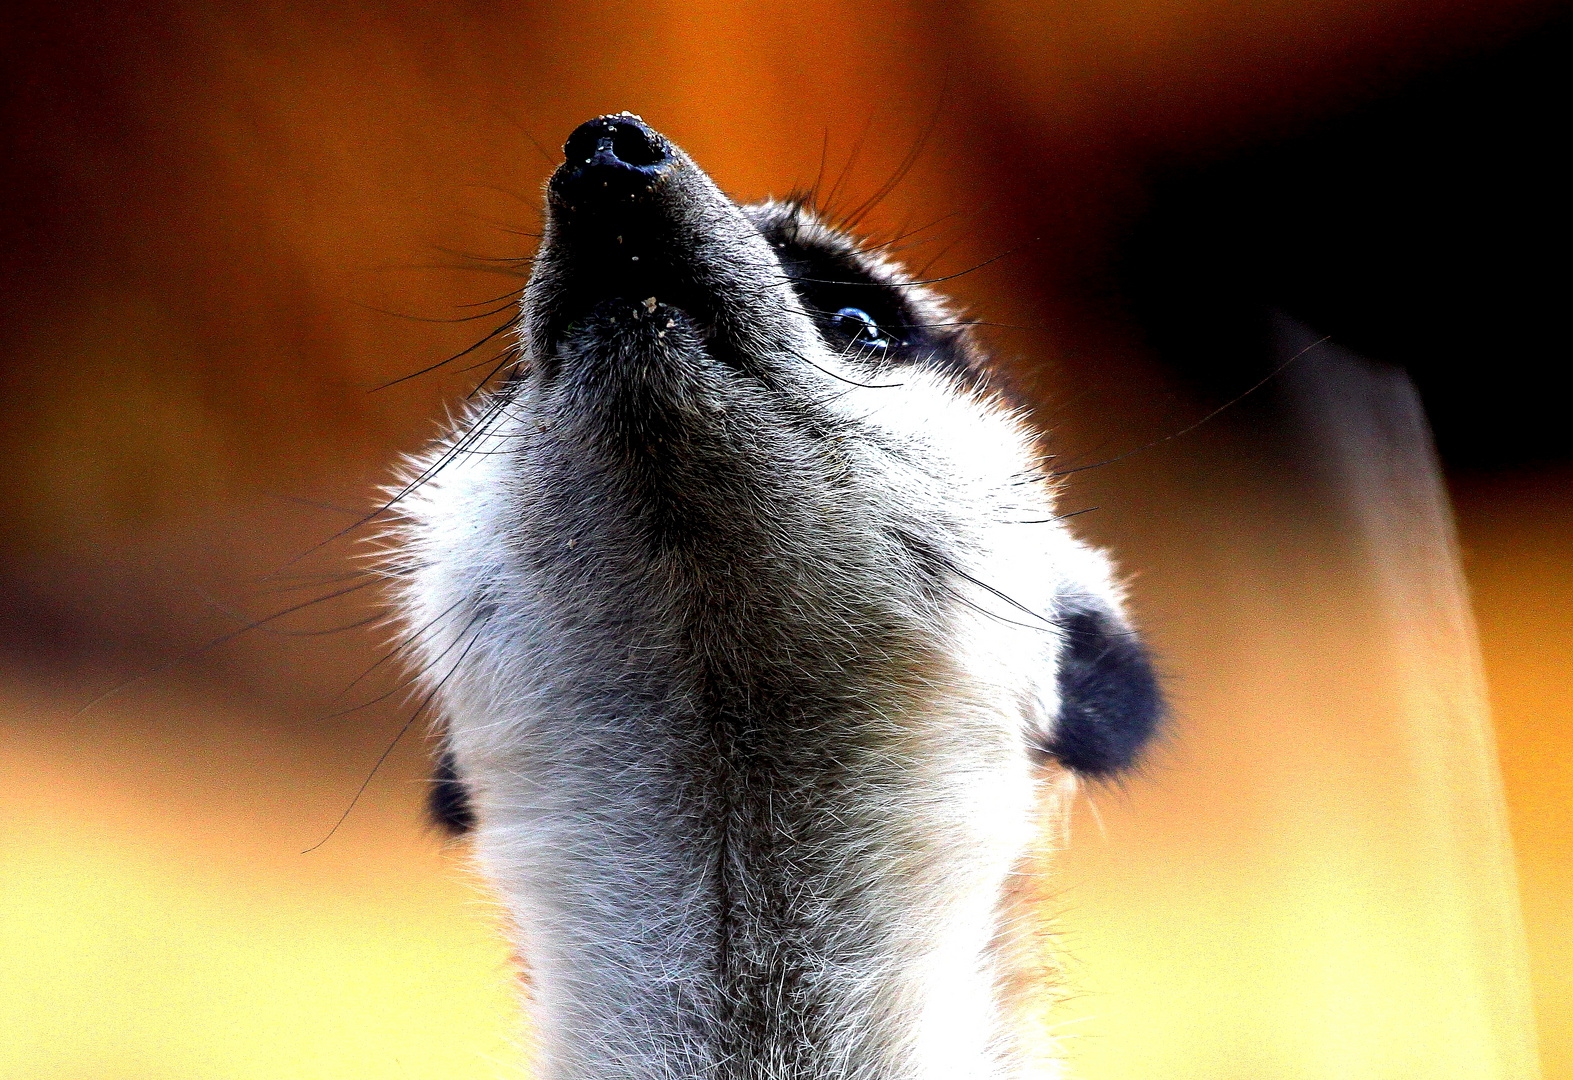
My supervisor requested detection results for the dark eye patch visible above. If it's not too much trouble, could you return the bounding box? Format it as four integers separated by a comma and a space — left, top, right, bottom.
761, 227, 919, 353
788, 261, 914, 350
747, 203, 986, 389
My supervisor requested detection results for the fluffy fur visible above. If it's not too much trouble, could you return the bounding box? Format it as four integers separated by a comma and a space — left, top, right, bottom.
389, 114, 1160, 1080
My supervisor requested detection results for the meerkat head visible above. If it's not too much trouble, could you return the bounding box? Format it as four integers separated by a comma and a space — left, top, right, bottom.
394, 113, 1162, 1077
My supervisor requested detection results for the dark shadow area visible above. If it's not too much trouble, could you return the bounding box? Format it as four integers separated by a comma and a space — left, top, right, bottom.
1119, 9, 1571, 472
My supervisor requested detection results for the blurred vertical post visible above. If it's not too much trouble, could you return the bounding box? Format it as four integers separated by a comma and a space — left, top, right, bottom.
1279, 316, 1541, 1079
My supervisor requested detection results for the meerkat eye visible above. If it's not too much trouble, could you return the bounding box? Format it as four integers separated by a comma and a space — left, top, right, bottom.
831, 306, 892, 349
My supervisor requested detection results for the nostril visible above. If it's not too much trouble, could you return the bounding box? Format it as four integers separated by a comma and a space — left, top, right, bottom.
562, 120, 603, 167
607, 120, 663, 168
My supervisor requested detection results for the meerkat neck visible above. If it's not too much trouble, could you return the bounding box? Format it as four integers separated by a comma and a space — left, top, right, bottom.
461, 664, 1050, 1080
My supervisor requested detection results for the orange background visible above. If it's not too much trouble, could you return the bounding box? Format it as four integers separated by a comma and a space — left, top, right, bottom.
1, 2, 1567, 1077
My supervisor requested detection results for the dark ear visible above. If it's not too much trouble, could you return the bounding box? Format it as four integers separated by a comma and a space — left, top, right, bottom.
1045, 604, 1164, 777
428, 743, 476, 836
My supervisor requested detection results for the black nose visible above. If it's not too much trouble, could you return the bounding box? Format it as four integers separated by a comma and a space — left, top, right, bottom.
553, 113, 672, 206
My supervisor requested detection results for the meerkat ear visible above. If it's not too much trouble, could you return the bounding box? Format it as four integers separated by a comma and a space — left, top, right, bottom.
428, 743, 476, 836
1044, 602, 1164, 777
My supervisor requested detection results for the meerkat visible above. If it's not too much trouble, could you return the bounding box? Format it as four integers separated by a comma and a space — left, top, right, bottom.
389, 113, 1162, 1080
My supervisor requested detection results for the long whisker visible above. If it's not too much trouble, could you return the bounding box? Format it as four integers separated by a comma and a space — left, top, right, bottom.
1050, 336, 1329, 477
300, 609, 491, 854
73, 576, 384, 716
841, 99, 942, 231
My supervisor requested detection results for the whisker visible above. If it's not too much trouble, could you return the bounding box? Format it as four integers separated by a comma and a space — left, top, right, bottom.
1050, 336, 1329, 477
73, 577, 384, 716
301, 609, 492, 854
840, 101, 940, 231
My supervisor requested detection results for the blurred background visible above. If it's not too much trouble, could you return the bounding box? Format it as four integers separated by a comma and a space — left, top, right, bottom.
1, 1, 1568, 1077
